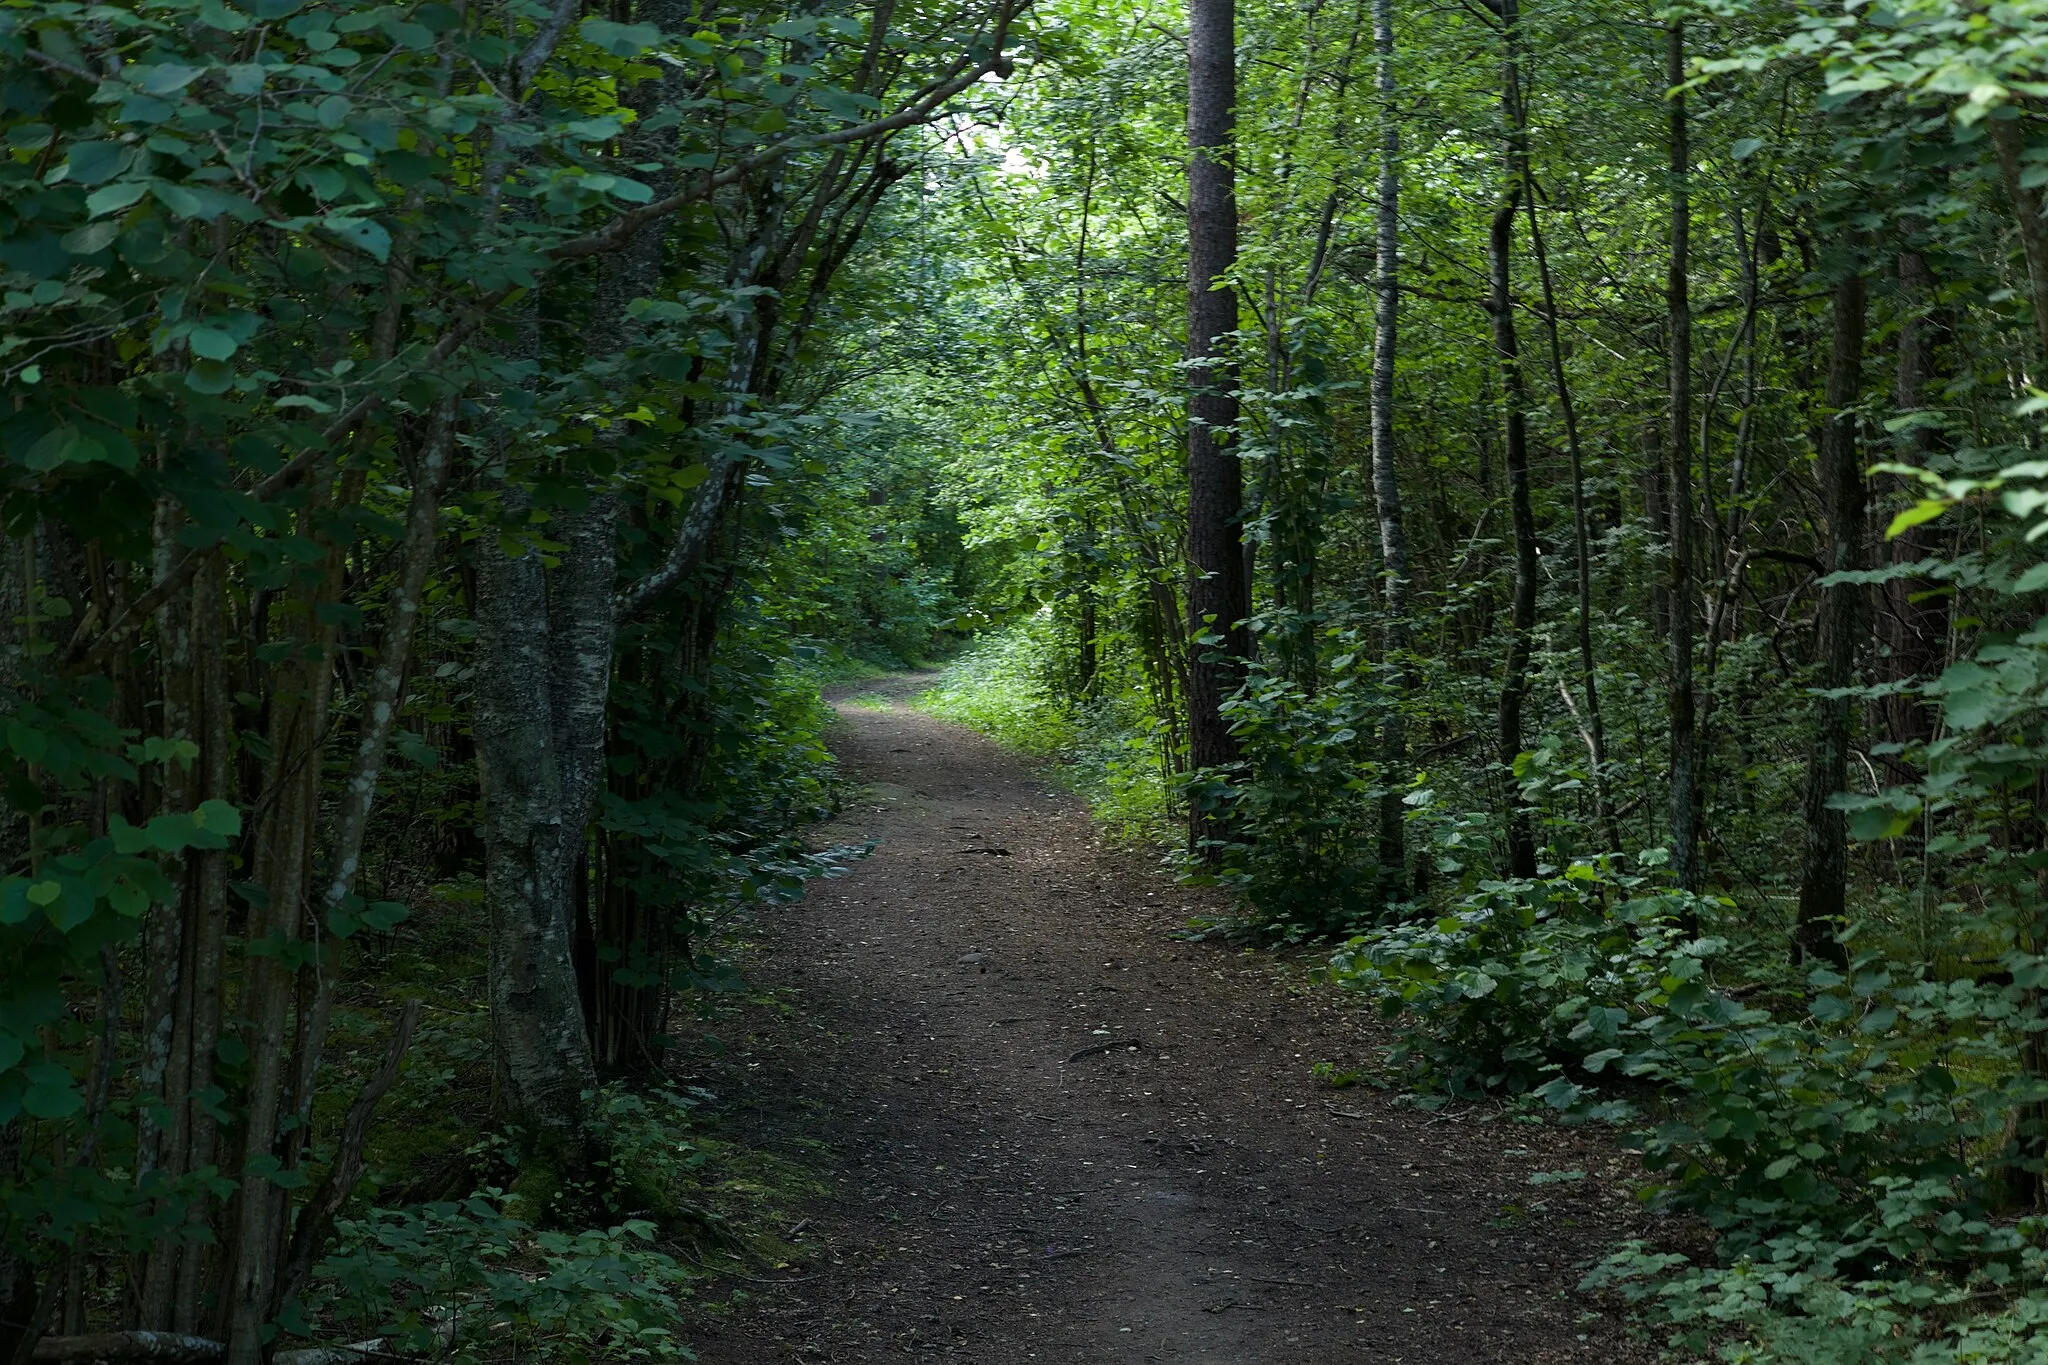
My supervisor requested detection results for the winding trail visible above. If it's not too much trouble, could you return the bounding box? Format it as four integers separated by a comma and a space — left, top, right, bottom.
694, 676, 1648, 1363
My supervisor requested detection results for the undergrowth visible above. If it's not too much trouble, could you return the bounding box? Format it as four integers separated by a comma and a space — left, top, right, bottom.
914, 617, 1171, 844
304, 654, 858, 1360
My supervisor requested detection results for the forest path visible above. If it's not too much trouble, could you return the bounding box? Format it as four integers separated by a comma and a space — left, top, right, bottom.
692, 676, 1647, 1364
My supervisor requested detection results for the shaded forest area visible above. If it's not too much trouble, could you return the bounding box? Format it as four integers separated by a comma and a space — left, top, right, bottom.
9, 0, 2048, 1362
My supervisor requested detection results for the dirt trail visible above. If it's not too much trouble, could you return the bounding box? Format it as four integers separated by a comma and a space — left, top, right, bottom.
693, 676, 1648, 1363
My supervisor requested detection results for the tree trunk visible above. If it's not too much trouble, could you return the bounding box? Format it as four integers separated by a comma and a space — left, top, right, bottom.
1990, 115, 2048, 369
1665, 21, 1700, 890
1487, 0, 1538, 879
1523, 140, 1617, 856
1185, 0, 1250, 850
1368, 0, 1409, 896
1884, 245, 1950, 750
474, 494, 602, 1139
1794, 271, 1868, 967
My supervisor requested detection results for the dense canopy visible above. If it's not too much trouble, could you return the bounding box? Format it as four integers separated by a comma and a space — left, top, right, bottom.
11, 0, 2048, 1359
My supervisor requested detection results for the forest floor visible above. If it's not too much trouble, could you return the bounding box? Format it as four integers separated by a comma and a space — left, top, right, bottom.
688, 674, 1656, 1363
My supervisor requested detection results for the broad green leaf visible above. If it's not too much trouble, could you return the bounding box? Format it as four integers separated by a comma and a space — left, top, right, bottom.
22, 1080, 82, 1120
580, 18, 662, 56
186, 360, 235, 394
187, 327, 238, 361
6, 721, 47, 763
138, 64, 206, 96
86, 182, 151, 217
1886, 499, 1948, 539
194, 800, 243, 836
323, 215, 391, 262
62, 142, 130, 186
61, 221, 120, 256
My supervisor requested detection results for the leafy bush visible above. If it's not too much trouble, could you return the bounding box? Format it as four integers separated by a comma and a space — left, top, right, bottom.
915, 618, 1081, 757
1207, 660, 1396, 932
915, 618, 1173, 840
1333, 866, 1707, 1097
1335, 856, 2048, 1363
312, 1197, 698, 1364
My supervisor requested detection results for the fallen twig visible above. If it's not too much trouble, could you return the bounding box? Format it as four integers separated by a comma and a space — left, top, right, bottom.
1065, 1038, 1141, 1063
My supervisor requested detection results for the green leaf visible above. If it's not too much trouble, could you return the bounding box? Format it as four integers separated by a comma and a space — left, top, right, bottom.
2015, 563, 2048, 593
151, 183, 209, 220
61, 221, 121, 256
186, 360, 235, 395
194, 800, 243, 837
1731, 137, 1764, 160
138, 64, 206, 96
63, 142, 131, 186
198, 0, 253, 30
362, 900, 409, 932
580, 17, 661, 55
6, 721, 47, 764
323, 215, 391, 262
187, 327, 238, 361
1886, 499, 1948, 539
86, 182, 152, 218
22, 1081, 82, 1120
298, 164, 346, 200
108, 880, 150, 918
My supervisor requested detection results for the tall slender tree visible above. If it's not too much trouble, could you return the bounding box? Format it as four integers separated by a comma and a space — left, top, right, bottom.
1368, 0, 1409, 894
1666, 19, 1701, 889
1486, 0, 1539, 879
1185, 0, 1251, 847
1794, 270, 1868, 966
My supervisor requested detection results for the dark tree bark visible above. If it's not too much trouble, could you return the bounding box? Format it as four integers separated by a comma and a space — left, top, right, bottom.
1184, 0, 1251, 850
1794, 271, 1868, 967
1665, 21, 1700, 889
1884, 244, 1950, 750
1523, 138, 1616, 856
474, 484, 602, 1140
1486, 0, 1538, 879
1990, 114, 2048, 368
1368, 0, 1410, 895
